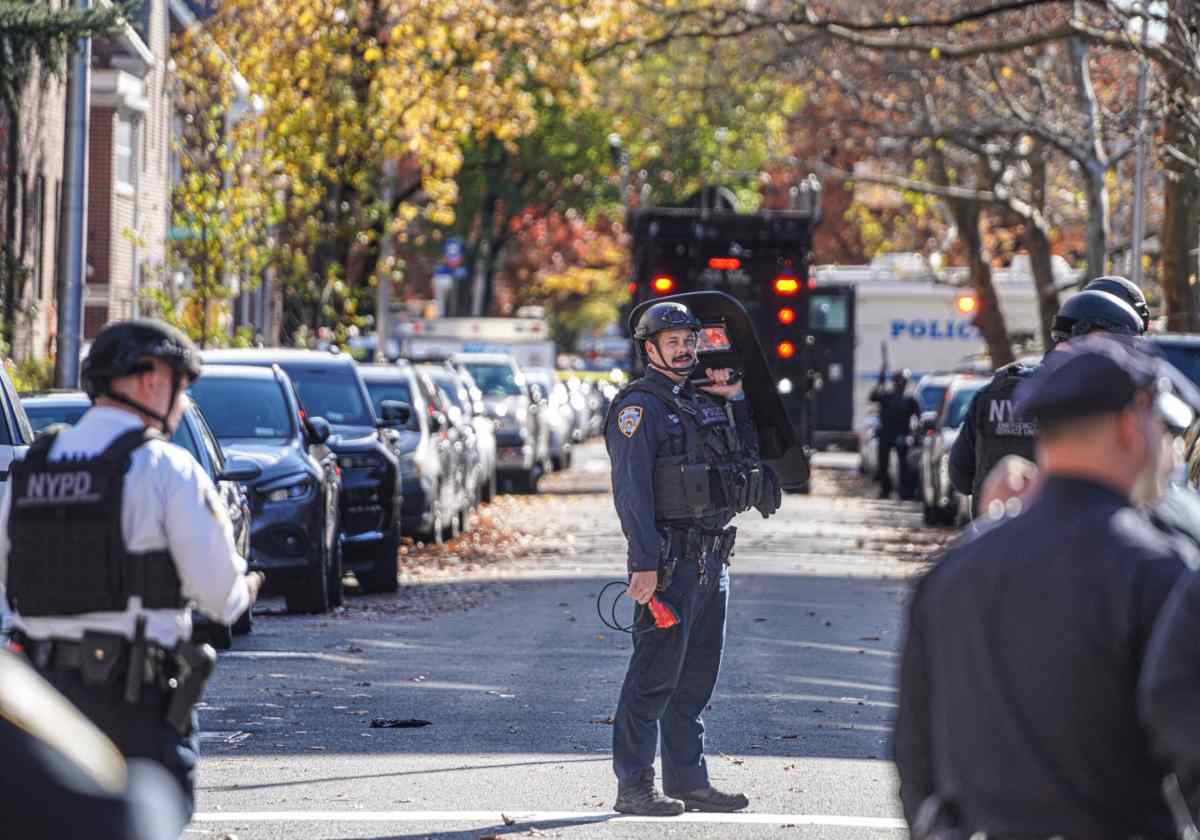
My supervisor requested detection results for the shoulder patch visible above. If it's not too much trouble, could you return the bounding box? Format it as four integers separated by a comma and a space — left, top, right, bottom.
617, 405, 644, 438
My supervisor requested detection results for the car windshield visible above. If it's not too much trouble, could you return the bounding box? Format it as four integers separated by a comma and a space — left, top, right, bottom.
1154, 345, 1200, 389
189, 377, 293, 442
284, 367, 373, 426
944, 383, 984, 428
364, 380, 419, 431
24, 402, 88, 435
463, 363, 521, 397
428, 374, 465, 410
916, 385, 948, 413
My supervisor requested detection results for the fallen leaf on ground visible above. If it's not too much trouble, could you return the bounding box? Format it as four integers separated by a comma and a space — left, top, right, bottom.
590, 717, 615, 725
369, 718, 432, 729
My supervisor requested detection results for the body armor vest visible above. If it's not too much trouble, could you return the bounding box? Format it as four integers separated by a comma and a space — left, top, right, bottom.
972, 363, 1039, 505
6, 428, 184, 617
607, 376, 762, 523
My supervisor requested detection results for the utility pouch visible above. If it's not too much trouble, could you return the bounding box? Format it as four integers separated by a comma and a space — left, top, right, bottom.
747, 467, 763, 510
124, 616, 147, 704
80, 631, 127, 687
719, 527, 737, 565
681, 464, 711, 515
167, 642, 216, 737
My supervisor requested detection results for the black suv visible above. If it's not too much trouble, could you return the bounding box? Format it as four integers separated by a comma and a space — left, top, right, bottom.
203, 349, 405, 593
189, 365, 343, 614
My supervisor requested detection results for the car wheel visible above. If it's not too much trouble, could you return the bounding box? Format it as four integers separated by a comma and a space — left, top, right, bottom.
285, 544, 331, 614
443, 504, 461, 541
357, 526, 400, 594
922, 502, 938, 526
327, 533, 344, 608
232, 607, 253, 636
197, 622, 234, 650
522, 465, 541, 494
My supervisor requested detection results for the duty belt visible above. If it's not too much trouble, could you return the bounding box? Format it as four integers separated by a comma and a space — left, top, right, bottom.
664, 524, 737, 565
12, 632, 175, 690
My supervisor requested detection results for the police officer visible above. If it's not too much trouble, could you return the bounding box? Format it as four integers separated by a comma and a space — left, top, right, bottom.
0, 647, 188, 839
1087, 274, 1152, 333
869, 369, 920, 499
0, 319, 264, 816
949, 286, 1144, 515
895, 335, 1200, 838
605, 301, 781, 816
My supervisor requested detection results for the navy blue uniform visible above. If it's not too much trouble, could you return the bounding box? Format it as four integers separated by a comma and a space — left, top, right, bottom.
895, 477, 1194, 836
606, 369, 758, 792
869, 386, 920, 498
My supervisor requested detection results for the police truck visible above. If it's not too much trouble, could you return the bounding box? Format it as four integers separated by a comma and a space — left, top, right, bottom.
626, 198, 840, 473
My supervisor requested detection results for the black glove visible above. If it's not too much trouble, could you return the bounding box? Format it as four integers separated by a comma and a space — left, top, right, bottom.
755, 464, 782, 518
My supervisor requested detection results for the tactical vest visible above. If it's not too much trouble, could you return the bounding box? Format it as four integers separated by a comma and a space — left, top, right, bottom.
972, 363, 1039, 505
607, 376, 762, 523
6, 428, 185, 617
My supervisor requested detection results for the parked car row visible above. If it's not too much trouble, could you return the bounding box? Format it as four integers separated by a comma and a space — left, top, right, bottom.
0, 345, 618, 648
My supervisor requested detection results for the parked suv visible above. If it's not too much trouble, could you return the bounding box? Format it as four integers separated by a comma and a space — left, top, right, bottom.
359, 363, 459, 543
455, 353, 548, 492
203, 350, 405, 593
189, 365, 343, 614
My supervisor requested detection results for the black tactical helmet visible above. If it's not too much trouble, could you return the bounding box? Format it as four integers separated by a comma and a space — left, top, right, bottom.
1084, 275, 1150, 333
1050, 290, 1143, 346
633, 301, 702, 341
81, 319, 202, 400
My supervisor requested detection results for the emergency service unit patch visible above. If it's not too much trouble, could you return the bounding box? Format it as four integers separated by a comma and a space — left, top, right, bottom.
617, 405, 644, 438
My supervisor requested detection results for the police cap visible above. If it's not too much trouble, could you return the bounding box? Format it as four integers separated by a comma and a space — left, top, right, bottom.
1014, 334, 1200, 431
1051, 290, 1143, 345
81, 319, 202, 399
633, 302, 702, 342
1084, 275, 1150, 333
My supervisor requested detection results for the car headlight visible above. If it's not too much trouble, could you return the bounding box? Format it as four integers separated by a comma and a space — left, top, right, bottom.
260, 476, 314, 503
338, 453, 383, 471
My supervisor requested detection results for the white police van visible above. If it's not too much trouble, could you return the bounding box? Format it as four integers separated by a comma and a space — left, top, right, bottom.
811, 253, 1079, 448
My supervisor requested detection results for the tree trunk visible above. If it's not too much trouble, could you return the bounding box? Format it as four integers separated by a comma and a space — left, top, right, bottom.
948, 197, 1015, 368
1160, 61, 1200, 332
1081, 161, 1110, 282
1024, 149, 1060, 349
1069, 37, 1110, 282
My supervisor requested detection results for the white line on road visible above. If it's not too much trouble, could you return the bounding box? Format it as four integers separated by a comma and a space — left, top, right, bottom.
193, 810, 905, 829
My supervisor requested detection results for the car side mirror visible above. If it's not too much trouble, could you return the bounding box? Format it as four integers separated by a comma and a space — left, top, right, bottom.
220, 456, 262, 484
306, 415, 332, 445
378, 400, 412, 428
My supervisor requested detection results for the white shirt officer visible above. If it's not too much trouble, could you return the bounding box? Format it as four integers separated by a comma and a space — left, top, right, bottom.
0, 405, 251, 647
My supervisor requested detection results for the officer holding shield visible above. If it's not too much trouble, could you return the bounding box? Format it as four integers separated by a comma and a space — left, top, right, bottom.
605, 301, 781, 816
0, 319, 263, 816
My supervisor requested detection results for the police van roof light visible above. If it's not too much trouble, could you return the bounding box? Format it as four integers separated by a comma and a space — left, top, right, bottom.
955, 293, 978, 315
652, 276, 675, 294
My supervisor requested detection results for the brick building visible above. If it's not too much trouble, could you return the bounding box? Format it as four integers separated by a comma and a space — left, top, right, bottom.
84, 0, 173, 339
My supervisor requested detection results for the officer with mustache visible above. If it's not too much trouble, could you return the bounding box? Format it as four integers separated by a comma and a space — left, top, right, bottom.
604, 301, 781, 816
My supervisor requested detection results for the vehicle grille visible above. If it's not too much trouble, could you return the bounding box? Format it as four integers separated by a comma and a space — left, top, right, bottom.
342, 485, 385, 534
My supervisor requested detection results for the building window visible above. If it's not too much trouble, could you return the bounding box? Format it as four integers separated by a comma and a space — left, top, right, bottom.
115, 115, 138, 188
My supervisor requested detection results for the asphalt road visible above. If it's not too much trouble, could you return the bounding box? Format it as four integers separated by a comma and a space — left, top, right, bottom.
189, 443, 947, 840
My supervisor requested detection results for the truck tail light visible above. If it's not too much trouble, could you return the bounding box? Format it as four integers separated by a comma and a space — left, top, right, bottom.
652, 275, 675, 295
777, 307, 797, 325
773, 276, 800, 295
708, 257, 741, 270
777, 340, 797, 359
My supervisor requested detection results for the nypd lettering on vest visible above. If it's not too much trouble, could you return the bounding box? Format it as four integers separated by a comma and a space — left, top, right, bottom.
987, 398, 1038, 437
18, 470, 100, 506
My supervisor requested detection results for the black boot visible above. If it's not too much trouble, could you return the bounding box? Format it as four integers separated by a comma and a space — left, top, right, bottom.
665, 785, 749, 813
614, 769, 684, 816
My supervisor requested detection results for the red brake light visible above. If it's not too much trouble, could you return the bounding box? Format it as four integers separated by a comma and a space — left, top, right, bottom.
777, 307, 796, 326
627, 282, 637, 295
777, 340, 797, 359
708, 257, 741, 270
652, 276, 675, 294
774, 276, 800, 295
